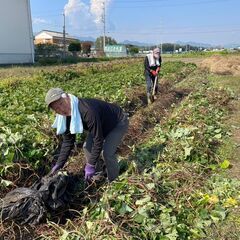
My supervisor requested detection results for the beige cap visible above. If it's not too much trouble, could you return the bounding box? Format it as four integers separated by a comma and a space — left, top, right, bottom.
45, 88, 65, 106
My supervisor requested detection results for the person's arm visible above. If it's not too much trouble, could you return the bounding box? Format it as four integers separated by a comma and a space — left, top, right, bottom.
144, 56, 151, 74
86, 111, 104, 166
52, 117, 76, 173
55, 131, 76, 168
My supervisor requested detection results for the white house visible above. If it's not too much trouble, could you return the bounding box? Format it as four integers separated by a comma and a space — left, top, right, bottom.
0, 0, 34, 64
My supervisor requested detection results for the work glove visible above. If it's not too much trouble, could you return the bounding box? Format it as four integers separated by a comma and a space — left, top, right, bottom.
150, 70, 157, 76
49, 163, 61, 177
84, 163, 96, 181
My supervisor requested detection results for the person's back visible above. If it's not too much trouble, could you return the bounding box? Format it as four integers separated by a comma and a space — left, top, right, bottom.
78, 98, 123, 138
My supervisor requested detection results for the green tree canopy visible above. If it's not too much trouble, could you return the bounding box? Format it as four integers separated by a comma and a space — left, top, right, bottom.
35, 43, 60, 57
127, 45, 139, 55
68, 41, 81, 52
95, 36, 117, 50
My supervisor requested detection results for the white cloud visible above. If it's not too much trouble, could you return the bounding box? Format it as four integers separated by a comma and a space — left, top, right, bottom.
33, 17, 48, 25
64, 0, 112, 34
90, 0, 111, 26
64, 0, 95, 32
64, 0, 89, 17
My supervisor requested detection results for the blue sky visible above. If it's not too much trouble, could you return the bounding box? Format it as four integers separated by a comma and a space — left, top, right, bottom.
30, 0, 240, 45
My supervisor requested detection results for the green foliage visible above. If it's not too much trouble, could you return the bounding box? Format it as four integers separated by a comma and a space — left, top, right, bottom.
162, 43, 199, 53
163, 50, 239, 59
35, 56, 119, 66
35, 43, 61, 58
1, 60, 193, 167
68, 41, 81, 52
41, 70, 80, 82
95, 36, 117, 50
128, 46, 139, 55
158, 87, 229, 165
220, 159, 230, 169
46, 80, 240, 239
2, 59, 238, 239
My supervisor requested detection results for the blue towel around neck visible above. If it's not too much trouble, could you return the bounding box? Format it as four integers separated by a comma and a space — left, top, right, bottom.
52, 94, 83, 135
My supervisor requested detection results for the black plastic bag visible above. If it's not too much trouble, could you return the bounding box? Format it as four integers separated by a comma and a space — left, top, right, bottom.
0, 172, 73, 225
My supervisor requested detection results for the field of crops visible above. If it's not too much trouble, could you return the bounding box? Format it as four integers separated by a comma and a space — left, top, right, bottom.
0, 57, 240, 239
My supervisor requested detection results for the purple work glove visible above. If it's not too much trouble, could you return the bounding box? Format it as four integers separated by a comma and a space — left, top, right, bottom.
84, 163, 96, 181
49, 163, 61, 176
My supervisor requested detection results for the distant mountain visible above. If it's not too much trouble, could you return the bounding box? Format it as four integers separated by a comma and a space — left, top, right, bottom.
223, 43, 240, 49
176, 41, 213, 48
77, 36, 96, 42
120, 40, 155, 47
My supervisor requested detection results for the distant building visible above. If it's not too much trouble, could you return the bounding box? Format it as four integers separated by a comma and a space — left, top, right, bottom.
104, 45, 127, 57
34, 30, 79, 47
0, 0, 34, 64
139, 50, 152, 54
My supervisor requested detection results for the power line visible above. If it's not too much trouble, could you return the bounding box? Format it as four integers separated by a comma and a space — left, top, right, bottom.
114, 0, 231, 3
114, 0, 167, 3
31, 0, 237, 16
63, 12, 66, 59
111, 0, 236, 8
108, 28, 240, 36
103, 1, 106, 49
116, 0, 167, 2
150, 24, 240, 31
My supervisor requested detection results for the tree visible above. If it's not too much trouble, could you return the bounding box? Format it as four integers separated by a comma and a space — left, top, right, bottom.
127, 45, 139, 55
81, 41, 93, 54
68, 41, 81, 56
162, 43, 179, 52
35, 43, 60, 58
95, 36, 117, 50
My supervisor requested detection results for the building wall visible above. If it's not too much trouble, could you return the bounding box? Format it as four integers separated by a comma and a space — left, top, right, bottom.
0, 0, 34, 64
104, 45, 127, 57
35, 39, 54, 45
35, 33, 79, 47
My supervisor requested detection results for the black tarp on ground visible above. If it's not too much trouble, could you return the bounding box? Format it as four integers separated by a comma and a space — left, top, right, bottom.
0, 172, 76, 225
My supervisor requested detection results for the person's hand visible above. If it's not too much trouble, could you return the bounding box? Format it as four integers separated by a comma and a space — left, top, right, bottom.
150, 70, 157, 76
48, 163, 61, 177
84, 163, 96, 181
156, 67, 161, 74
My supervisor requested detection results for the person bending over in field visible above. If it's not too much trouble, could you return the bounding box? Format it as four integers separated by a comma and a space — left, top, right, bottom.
45, 88, 129, 182
144, 47, 162, 104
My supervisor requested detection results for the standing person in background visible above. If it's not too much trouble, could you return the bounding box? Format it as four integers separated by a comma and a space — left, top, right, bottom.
144, 47, 162, 104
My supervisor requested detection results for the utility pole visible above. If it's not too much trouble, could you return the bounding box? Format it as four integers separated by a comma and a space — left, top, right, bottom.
159, 18, 163, 54
63, 12, 66, 59
102, 1, 106, 51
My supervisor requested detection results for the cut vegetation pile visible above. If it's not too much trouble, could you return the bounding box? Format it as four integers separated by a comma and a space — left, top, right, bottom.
200, 55, 240, 76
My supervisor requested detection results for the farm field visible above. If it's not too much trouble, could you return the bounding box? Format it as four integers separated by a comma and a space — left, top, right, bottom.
0, 56, 240, 239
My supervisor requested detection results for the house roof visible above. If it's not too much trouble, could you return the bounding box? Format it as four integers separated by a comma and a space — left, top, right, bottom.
36, 30, 78, 40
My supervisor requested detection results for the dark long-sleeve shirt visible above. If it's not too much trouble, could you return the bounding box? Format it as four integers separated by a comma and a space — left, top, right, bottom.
56, 98, 123, 168
144, 55, 162, 75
